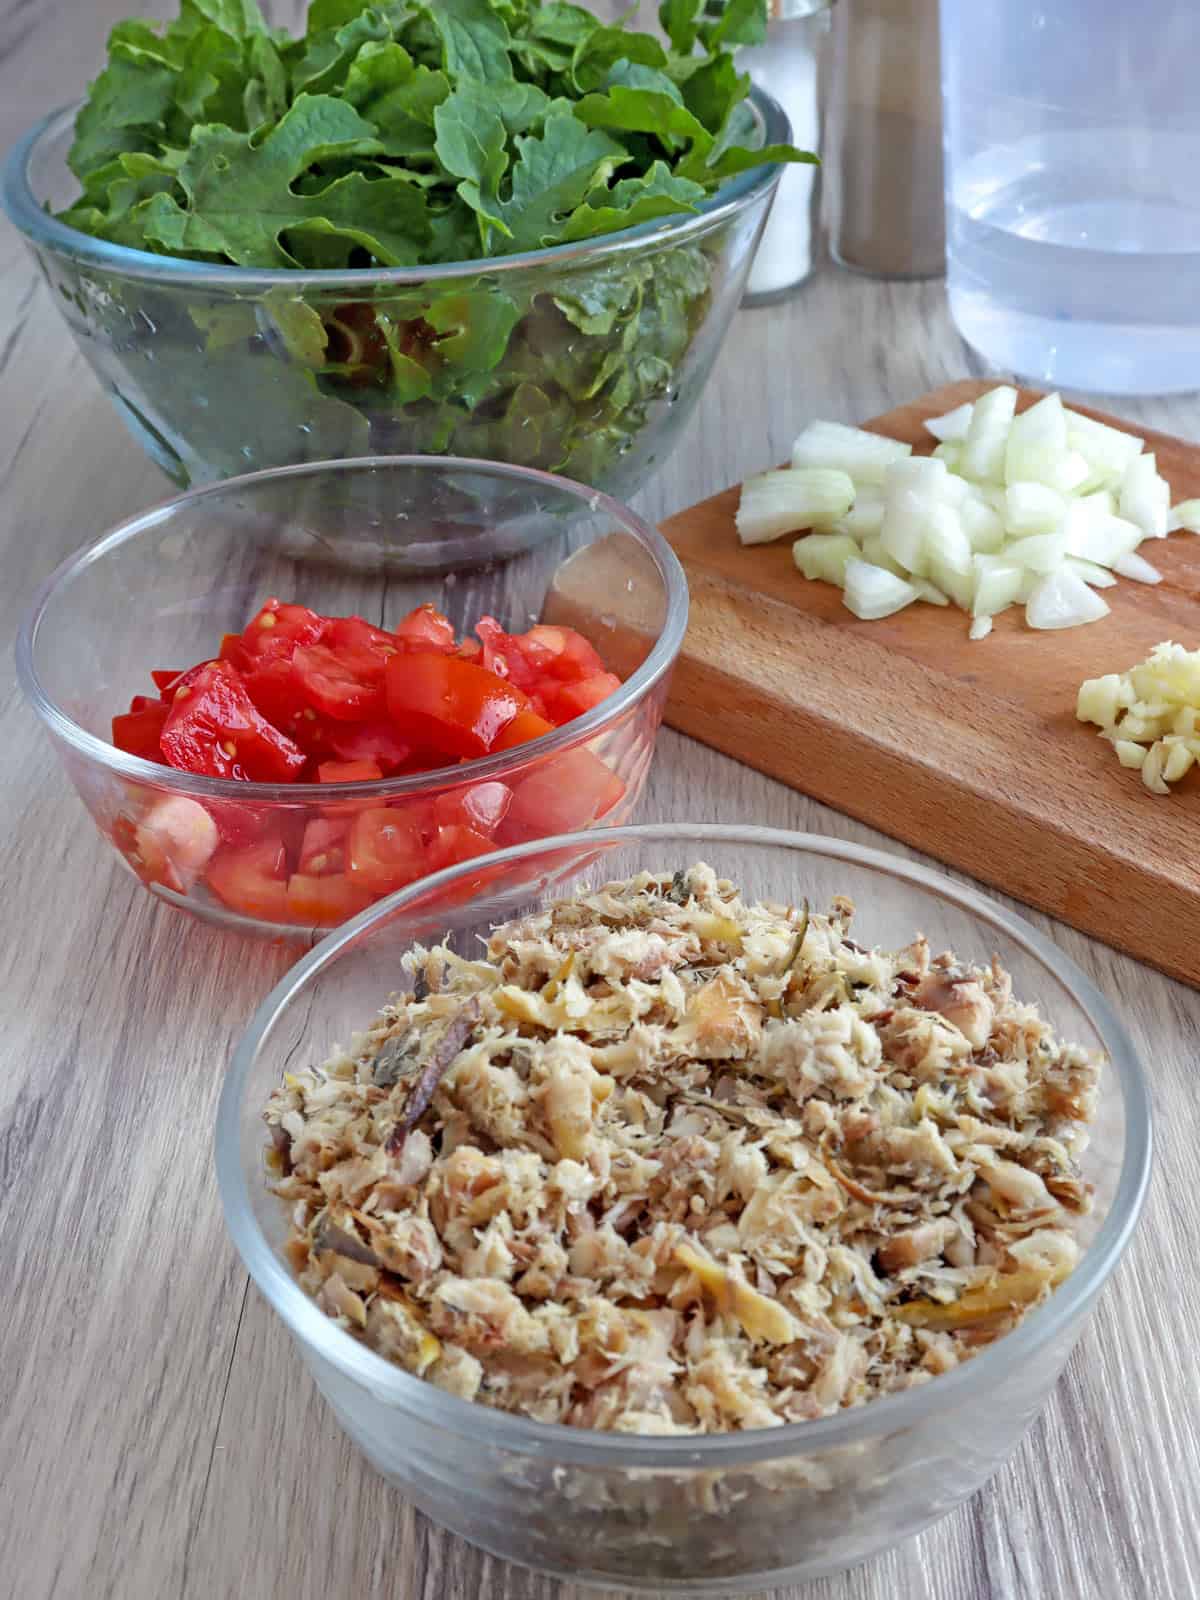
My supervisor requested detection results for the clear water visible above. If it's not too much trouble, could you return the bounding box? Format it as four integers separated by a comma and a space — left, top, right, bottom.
946, 131, 1200, 395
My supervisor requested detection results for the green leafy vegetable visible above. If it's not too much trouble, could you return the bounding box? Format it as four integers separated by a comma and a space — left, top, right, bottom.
57, 0, 814, 491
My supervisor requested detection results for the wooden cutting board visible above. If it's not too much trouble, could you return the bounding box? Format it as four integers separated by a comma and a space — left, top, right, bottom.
660, 379, 1200, 988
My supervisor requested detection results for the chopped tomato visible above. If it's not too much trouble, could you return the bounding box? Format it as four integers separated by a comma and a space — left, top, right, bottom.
237, 599, 327, 662
111, 700, 169, 761
292, 642, 386, 721
490, 708, 556, 752
240, 655, 305, 729
160, 661, 306, 782
327, 719, 411, 772
203, 797, 275, 847
150, 669, 185, 694
206, 835, 290, 921
540, 670, 622, 723
473, 616, 544, 691
385, 654, 531, 759
298, 818, 348, 875
286, 872, 373, 926
346, 807, 425, 894
432, 781, 512, 835
327, 616, 399, 671
317, 759, 383, 784
427, 823, 495, 872
523, 624, 605, 681
498, 748, 626, 844
394, 603, 455, 653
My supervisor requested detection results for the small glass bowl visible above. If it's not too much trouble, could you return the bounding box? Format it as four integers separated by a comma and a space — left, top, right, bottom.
3, 91, 789, 495
217, 823, 1151, 1591
16, 458, 687, 939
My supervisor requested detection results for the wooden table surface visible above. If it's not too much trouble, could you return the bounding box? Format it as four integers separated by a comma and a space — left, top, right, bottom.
2, 5, 1199, 1598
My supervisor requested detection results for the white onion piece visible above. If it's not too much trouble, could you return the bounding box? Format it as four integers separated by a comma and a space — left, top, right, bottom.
1004, 531, 1069, 573
791, 421, 911, 486
968, 615, 994, 641
923, 503, 973, 574
912, 578, 950, 606
925, 401, 974, 443
959, 493, 1006, 553
1005, 481, 1067, 535
793, 533, 860, 585
842, 560, 921, 620
1063, 508, 1143, 567
972, 556, 1024, 618
1168, 498, 1200, 533
736, 467, 855, 544
1004, 392, 1067, 486
1065, 410, 1145, 491
1025, 570, 1111, 630
961, 386, 1018, 483
1119, 453, 1170, 539
835, 490, 885, 540
1064, 555, 1118, 589
1112, 551, 1163, 584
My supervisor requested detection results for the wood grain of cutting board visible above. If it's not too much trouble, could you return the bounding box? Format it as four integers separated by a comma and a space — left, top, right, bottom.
660, 379, 1200, 988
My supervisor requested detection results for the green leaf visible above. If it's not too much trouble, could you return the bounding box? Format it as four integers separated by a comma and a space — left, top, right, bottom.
291, 7, 393, 96
703, 141, 817, 182
559, 160, 703, 243
571, 25, 668, 93
573, 83, 712, 165
68, 55, 178, 179
433, 81, 511, 246
343, 42, 450, 155
699, 0, 767, 50
244, 33, 289, 128
658, 0, 702, 54
605, 60, 684, 104
425, 289, 521, 369
492, 111, 628, 251
142, 95, 432, 266
680, 52, 746, 135
179, 0, 272, 40
417, 0, 514, 83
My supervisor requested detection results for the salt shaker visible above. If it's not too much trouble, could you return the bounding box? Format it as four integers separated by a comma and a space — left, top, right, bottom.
740, 0, 832, 305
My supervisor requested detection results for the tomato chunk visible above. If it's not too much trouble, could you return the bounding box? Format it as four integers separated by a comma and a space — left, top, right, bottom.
432, 781, 512, 835
151, 669, 185, 694
111, 700, 169, 761
286, 872, 372, 926
160, 661, 306, 782
346, 807, 425, 894
490, 709, 556, 752
540, 670, 622, 724
238, 598, 327, 661
523, 624, 605, 681
206, 836, 290, 921
317, 759, 383, 784
428, 823, 495, 873
498, 749, 626, 843
386, 654, 530, 759
327, 720, 411, 772
292, 642, 386, 721
394, 603, 455, 653
298, 818, 348, 876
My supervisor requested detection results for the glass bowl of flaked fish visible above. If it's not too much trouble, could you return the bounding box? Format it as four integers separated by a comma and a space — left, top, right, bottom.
216, 823, 1151, 1592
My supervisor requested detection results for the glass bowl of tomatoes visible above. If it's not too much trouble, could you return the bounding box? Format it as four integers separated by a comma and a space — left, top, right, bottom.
17, 456, 687, 937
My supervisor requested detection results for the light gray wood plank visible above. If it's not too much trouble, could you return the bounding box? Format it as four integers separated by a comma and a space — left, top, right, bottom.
1, 3, 1198, 1598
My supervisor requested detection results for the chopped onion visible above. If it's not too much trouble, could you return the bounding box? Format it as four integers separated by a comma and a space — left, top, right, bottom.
961, 386, 1018, 484
1025, 570, 1110, 630
968, 615, 993, 641
1119, 453, 1170, 539
1064, 555, 1118, 589
1004, 392, 1067, 486
925, 401, 975, 444
737, 386, 1185, 638
1003, 531, 1069, 573
1005, 482, 1067, 536
792, 533, 860, 585
842, 560, 921, 620
791, 421, 911, 486
1167, 498, 1200, 533
736, 467, 855, 544
1112, 551, 1163, 584
972, 555, 1024, 618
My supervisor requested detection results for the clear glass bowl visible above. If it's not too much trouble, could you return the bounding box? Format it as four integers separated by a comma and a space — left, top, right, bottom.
16, 458, 686, 939
216, 823, 1151, 1591
3, 91, 788, 494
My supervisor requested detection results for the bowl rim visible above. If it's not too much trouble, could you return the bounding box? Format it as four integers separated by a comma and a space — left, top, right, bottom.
14, 453, 689, 801
215, 821, 1153, 1469
2, 87, 791, 289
